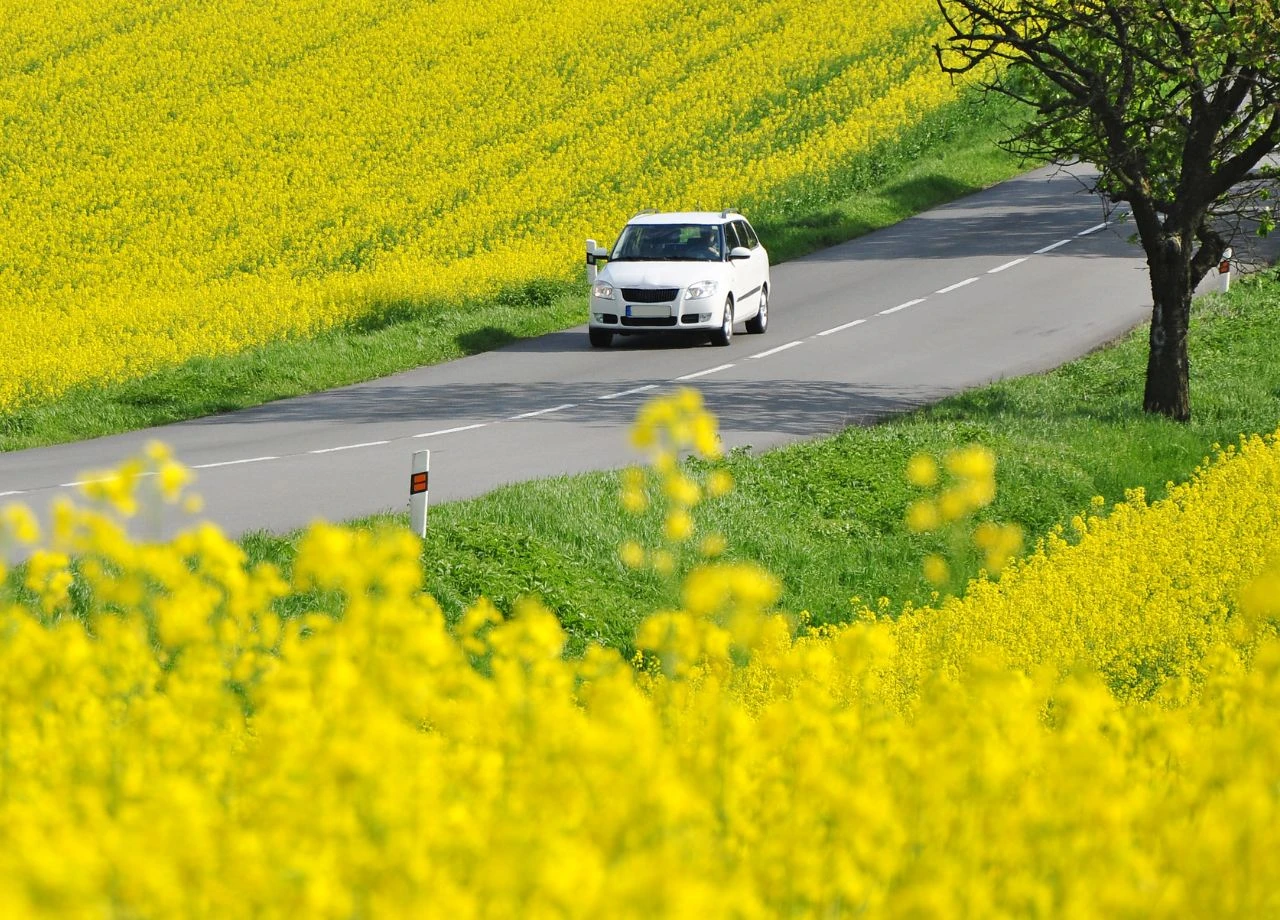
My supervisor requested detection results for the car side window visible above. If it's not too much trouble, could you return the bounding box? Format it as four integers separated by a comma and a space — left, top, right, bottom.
738, 221, 759, 249
723, 221, 743, 251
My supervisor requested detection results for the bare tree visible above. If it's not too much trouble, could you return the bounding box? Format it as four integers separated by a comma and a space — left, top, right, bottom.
936, 0, 1279, 420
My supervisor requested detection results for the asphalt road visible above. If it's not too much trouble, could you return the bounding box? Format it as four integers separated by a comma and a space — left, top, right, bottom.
0, 164, 1250, 544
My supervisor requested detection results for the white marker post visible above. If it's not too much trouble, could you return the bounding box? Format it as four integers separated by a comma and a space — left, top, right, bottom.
410, 450, 430, 537
1218, 247, 1233, 293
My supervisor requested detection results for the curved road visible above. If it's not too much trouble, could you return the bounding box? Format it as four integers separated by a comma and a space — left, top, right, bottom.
0, 165, 1223, 541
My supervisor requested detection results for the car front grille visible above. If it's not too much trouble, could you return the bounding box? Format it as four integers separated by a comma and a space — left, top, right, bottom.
621, 316, 678, 327
621, 288, 679, 303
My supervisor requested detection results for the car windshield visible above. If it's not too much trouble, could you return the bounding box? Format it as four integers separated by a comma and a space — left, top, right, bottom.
610, 223, 723, 261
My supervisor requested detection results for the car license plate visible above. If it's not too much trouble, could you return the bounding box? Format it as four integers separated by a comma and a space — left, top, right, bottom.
626, 304, 671, 318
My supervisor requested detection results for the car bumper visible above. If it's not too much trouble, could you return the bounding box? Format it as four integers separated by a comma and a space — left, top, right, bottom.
589, 300, 720, 331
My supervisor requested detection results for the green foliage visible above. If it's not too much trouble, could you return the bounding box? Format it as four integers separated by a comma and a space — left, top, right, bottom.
243, 271, 1280, 655
938, 0, 1280, 210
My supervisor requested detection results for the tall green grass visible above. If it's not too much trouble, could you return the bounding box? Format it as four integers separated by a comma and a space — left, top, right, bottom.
241, 269, 1280, 656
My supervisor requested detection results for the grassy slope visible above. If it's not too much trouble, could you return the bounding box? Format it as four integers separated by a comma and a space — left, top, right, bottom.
240, 271, 1280, 656
0, 92, 1026, 451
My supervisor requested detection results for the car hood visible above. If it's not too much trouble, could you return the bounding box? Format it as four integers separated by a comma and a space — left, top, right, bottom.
599, 261, 725, 289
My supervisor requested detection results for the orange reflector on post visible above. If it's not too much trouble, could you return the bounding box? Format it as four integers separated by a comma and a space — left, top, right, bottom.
1219, 259, 1231, 274
410, 449, 430, 536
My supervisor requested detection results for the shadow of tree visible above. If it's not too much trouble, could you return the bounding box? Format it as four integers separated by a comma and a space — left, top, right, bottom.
194, 376, 934, 442
455, 326, 519, 353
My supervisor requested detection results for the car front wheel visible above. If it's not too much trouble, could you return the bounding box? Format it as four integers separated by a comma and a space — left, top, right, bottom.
745, 286, 768, 334
589, 328, 612, 348
709, 299, 733, 347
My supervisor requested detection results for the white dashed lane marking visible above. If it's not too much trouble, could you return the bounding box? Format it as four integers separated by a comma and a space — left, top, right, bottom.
675, 364, 735, 381
508, 404, 576, 420
193, 456, 278, 469
746, 341, 803, 360
935, 277, 979, 295
988, 258, 1028, 274
808, 215, 1118, 349
309, 440, 389, 454
879, 298, 926, 316
415, 423, 488, 438
597, 384, 659, 400
816, 318, 867, 337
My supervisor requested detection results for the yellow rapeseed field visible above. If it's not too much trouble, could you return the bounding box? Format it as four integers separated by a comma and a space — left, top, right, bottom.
0, 0, 964, 410
2, 390, 1279, 917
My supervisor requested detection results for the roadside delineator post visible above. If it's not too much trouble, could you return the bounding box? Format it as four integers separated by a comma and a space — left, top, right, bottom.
1218, 247, 1233, 293
410, 449, 430, 537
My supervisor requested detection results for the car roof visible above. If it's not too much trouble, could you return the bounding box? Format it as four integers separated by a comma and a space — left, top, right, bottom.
625, 211, 744, 226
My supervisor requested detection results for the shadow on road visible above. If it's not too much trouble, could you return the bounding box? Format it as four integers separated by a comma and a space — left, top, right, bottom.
195, 377, 933, 441
491, 329, 731, 354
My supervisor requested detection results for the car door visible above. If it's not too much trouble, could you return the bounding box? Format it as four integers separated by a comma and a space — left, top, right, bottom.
733, 220, 767, 315
723, 221, 752, 315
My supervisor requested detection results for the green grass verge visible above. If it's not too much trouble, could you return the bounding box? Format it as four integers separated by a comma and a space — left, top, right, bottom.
1, 92, 1027, 452
239, 269, 1280, 657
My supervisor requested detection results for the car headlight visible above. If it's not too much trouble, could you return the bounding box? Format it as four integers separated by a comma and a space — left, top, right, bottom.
686, 280, 717, 300
592, 281, 615, 300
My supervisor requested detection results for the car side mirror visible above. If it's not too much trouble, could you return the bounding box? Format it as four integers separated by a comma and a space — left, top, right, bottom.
728, 246, 751, 260
586, 239, 610, 282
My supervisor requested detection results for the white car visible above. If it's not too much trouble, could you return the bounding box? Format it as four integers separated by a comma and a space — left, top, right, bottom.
587, 210, 770, 348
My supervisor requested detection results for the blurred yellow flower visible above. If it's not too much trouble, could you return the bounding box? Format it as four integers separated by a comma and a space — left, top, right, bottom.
945, 444, 996, 481
699, 533, 727, 558
0, 416, 1278, 916
664, 475, 700, 508
619, 541, 645, 569
906, 453, 939, 487
664, 510, 694, 543
707, 469, 734, 497
1240, 562, 1280, 619
906, 499, 940, 533
620, 488, 648, 514
2, 505, 41, 545
922, 553, 950, 586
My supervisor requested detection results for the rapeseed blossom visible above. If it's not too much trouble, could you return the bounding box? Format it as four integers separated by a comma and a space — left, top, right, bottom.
619, 387, 732, 575
905, 443, 1023, 587
1, 397, 1279, 915
1, 0, 969, 411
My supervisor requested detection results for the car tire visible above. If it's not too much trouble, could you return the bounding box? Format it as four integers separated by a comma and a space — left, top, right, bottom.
589, 328, 612, 348
709, 299, 733, 347
745, 286, 768, 334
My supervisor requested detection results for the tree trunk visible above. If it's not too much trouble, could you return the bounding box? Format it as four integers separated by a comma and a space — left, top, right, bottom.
1142, 239, 1193, 421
